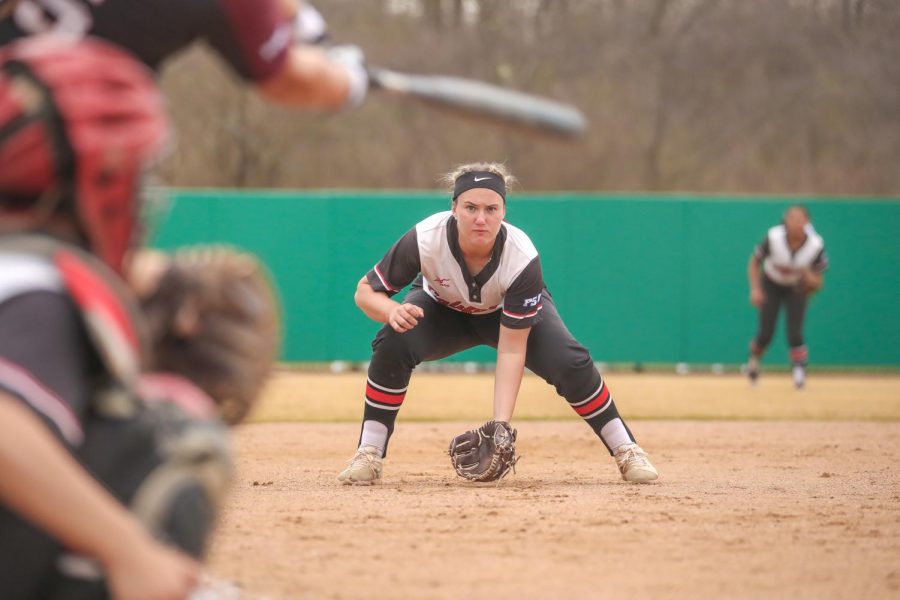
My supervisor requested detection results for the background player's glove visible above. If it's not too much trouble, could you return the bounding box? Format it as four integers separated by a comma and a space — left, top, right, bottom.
132, 246, 280, 425
326, 44, 368, 109
448, 420, 518, 482
796, 269, 822, 295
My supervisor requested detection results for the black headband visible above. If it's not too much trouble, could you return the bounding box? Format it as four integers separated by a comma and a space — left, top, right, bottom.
452, 171, 506, 203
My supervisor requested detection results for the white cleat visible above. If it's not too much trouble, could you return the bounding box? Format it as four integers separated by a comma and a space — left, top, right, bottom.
792, 365, 806, 390
337, 445, 383, 485
614, 443, 659, 483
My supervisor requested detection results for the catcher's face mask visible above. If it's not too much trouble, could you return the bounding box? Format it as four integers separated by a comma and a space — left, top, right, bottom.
0, 36, 170, 274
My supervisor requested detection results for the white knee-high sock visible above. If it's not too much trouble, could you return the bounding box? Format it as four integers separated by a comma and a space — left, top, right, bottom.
359, 420, 388, 457
600, 418, 632, 451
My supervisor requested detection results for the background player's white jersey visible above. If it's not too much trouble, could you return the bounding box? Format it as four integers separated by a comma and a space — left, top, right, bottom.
756, 224, 828, 286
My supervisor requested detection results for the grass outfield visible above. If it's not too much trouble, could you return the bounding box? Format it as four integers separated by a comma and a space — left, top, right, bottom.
249, 370, 900, 423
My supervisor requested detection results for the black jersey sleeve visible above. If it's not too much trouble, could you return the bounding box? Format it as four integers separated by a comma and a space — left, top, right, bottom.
0, 292, 94, 445
752, 236, 770, 262
500, 256, 545, 330
812, 247, 829, 273
202, 0, 291, 82
366, 228, 421, 297
0, 0, 290, 79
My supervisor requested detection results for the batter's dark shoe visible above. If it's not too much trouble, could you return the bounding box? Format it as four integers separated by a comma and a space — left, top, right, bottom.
338, 445, 383, 485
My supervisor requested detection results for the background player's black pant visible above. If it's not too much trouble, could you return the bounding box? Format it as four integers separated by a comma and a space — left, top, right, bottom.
361, 286, 635, 455
751, 274, 809, 364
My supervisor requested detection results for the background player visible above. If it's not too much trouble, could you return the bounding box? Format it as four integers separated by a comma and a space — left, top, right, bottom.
0, 0, 367, 110
337, 162, 658, 486
746, 205, 829, 389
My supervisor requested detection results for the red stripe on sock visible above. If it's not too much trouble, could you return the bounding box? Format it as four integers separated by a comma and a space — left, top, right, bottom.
790, 347, 808, 362
366, 384, 405, 405
574, 385, 610, 417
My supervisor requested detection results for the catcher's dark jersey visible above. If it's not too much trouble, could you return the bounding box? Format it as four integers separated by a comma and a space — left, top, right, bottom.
0, 246, 105, 596
0, 240, 220, 595
367, 211, 545, 330
753, 224, 828, 287
0, 251, 96, 445
0, 0, 291, 80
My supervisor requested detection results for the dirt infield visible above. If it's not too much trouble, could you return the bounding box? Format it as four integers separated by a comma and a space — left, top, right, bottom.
205, 373, 900, 599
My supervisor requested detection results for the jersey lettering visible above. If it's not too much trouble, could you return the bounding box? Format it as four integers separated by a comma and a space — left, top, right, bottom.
432, 295, 499, 314
523, 293, 542, 308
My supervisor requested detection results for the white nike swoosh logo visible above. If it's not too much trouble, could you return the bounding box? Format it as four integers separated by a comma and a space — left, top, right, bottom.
473, 176, 492, 182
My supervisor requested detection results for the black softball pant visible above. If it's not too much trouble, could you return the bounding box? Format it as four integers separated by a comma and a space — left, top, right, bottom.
751, 274, 808, 357
361, 286, 634, 454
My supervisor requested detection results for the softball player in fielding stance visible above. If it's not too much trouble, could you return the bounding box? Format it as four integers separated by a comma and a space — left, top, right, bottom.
746, 205, 829, 389
338, 163, 658, 485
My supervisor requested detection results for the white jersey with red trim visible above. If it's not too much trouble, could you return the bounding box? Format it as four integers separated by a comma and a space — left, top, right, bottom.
754, 224, 828, 286
368, 211, 545, 329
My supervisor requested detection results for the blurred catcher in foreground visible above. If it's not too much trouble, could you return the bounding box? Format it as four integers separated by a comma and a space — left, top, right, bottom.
0, 36, 278, 599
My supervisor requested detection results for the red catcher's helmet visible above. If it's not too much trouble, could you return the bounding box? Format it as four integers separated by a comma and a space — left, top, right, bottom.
0, 36, 169, 272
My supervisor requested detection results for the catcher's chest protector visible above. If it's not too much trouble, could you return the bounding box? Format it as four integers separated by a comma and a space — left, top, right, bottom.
0, 234, 147, 386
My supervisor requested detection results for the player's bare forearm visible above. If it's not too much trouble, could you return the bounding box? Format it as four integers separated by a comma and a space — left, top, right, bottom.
0, 394, 150, 563
355, 278, 396, 322
355, 277, 424, 332
0, 393, 200, 596
257, 45, 354, 109
748, 256, 766, 306
747, 255, 761, 290
278, 0, 300, 19
493, 325, 530, 422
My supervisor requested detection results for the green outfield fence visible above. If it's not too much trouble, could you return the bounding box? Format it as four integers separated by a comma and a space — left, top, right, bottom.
152, 191, 900, 367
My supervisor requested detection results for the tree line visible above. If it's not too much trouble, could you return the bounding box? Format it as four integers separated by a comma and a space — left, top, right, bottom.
159, 0, 900, 195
